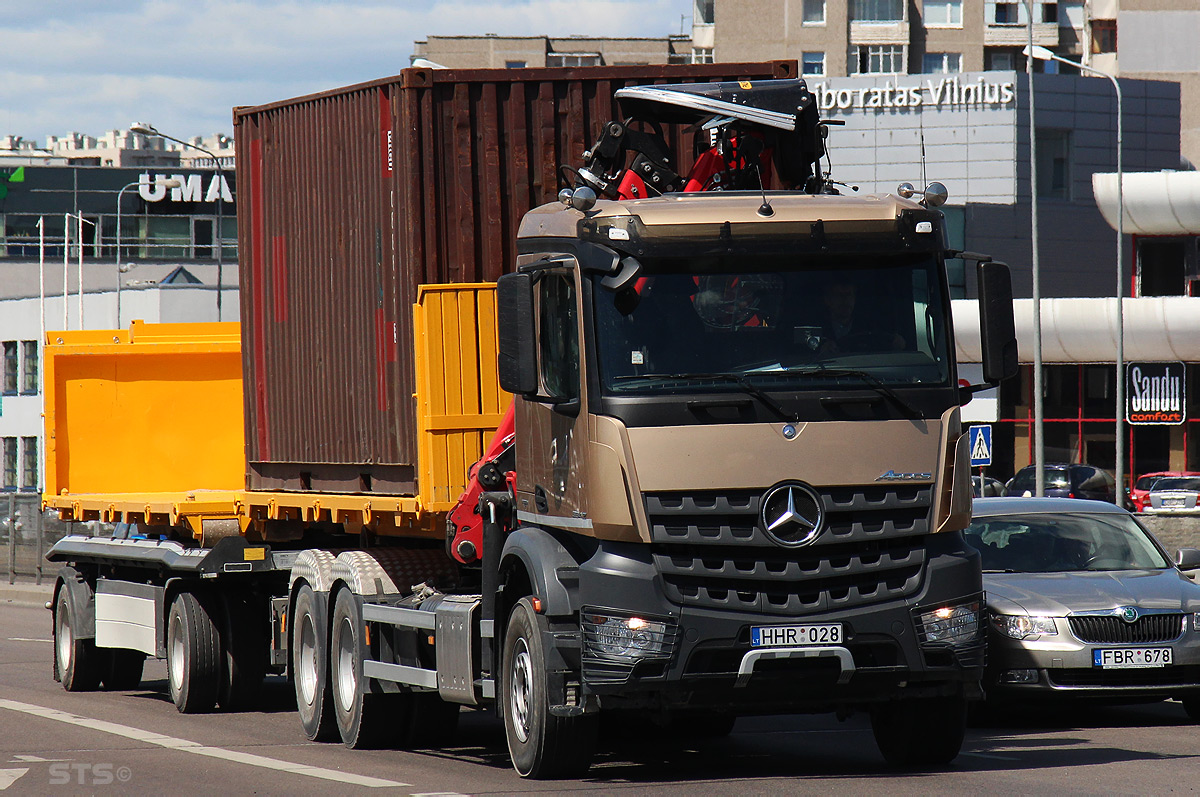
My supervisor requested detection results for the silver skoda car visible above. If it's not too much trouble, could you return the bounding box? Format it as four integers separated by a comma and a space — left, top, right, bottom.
966, 497, 1200, 717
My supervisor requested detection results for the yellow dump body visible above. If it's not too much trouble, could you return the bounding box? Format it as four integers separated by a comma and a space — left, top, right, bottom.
43, 285, 507, 543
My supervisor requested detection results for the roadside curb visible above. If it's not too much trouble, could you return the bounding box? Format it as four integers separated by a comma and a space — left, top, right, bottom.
0, 583, 55, 609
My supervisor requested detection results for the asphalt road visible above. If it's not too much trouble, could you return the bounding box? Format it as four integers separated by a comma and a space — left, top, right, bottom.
3, 599, 1200, 795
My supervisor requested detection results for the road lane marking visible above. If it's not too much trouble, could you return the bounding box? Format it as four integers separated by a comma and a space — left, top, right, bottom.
959, 750, 1019, 761
0, 699, 407, 788
6, 638, 52, 643
0, 769, 29, 791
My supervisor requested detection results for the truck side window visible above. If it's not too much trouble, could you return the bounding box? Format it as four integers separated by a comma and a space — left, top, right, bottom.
539, 273, 579, 400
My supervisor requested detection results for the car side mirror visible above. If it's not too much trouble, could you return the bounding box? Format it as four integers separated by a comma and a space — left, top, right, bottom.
1177, 548, 1200, 570
497, 272, 538, 395
977, 260, 1018, 385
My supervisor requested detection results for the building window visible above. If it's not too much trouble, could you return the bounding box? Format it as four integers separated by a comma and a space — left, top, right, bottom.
2, 342, 16, 395
1042, 2, 1058, 23
546, 53, 602, 68
803, 0, 826, 24
695, 0, 714, 24
692, 47, 714, 64
852, 45, 906, 75
20, 341, 37, 395
802, 52, 826, 76
1091, 19, 1116, 54
993, 2, 1020, 25
987, 50, 1015, 70
2, 438, 15, 491
922, 52, 961, 73
1036, 130, 1071, 199
21, 437, 37, 491
924, 0, 962, 27
505, 60, 526, 69
852, 0, 903, 21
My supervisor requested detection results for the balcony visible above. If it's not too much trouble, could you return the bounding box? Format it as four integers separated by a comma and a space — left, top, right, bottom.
985, 22, 1060, 47
849, 20, 910, 45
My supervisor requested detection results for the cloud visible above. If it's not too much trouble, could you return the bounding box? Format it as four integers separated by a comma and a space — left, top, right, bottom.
0, 0, 693, 142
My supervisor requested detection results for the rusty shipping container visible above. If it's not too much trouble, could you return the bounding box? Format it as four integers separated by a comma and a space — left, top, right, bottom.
234, 60, 797, 494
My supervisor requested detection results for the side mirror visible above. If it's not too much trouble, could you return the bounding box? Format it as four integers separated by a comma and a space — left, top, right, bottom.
977, 261, 1018, 384
497, 272, 538, 395
1177, 548, 1200, 570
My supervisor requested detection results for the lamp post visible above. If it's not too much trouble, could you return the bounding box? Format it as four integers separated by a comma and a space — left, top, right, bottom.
115, 177, 179, 328
129, 123, 229, 321
1023, 44, 1125, 501
1024, 2, 1046, 496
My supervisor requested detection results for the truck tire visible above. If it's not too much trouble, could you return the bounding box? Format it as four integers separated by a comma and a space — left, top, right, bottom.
102, 649, 146, 691
166, 591, 221, 713
870, 695, 967, 767
330, 588, 393, 749
219, 598, 265, 711
501, 597, 597, 778
54, 589, 103, 691
292, 584, 337, 741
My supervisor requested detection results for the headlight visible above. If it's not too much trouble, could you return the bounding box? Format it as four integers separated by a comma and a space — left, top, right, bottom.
993, 614, 1058, 640
917, 601, 981, 645
582, 612, 673, 659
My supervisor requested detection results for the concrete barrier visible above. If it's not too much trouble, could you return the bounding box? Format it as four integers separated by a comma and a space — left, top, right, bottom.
1136, 515, 1200, 556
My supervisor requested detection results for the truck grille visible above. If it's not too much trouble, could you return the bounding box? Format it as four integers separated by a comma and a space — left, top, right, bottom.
646, 485, 931, 616
1068, 614, 1184, 644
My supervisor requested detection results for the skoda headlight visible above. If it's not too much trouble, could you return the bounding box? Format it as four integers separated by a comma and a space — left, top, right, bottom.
582, 612, 671, 659
993, 614, 1058, 640
917, 601, 981, 645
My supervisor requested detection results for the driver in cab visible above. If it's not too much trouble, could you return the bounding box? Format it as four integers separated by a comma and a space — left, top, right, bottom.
817, 279, 905, 355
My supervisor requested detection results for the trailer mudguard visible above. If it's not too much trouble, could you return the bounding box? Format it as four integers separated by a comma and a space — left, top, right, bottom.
55, 566, 97, 640
499, 527, 583, 618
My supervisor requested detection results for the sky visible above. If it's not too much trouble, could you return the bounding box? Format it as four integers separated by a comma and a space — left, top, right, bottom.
0, 0, 694, 144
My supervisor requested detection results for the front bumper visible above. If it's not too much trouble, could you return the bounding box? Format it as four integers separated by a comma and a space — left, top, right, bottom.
984, 623, 1200, 701
571, 533, 984, 713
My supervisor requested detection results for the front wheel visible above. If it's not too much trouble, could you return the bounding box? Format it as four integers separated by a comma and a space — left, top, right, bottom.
501, 597, 597, 778
870, 695, 967, 767
166, 591, 221, 713
54, 590, 102, 692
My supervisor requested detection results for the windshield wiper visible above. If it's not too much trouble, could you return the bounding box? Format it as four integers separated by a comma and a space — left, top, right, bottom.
767, 365, 921, 419
612, 371, 799, 422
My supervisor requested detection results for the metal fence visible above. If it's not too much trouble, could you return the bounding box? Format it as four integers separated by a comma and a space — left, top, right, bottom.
2, 493, 81, 585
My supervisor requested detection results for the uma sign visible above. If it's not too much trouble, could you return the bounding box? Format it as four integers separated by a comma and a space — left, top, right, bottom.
139, 172, 233, 204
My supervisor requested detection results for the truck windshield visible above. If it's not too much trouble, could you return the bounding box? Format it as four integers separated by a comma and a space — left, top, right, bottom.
593, 255, 952, 395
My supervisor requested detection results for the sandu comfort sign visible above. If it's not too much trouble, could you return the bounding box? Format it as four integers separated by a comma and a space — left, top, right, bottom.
1127, 362, 1186, 425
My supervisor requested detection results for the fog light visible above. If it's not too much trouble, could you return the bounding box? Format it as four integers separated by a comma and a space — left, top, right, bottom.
917, 601, 981, 645
1193, 612, 1200, 633
582, 611, 673, 659
1000, 668, 1039, 684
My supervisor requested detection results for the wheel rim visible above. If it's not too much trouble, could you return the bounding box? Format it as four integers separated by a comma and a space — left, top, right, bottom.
297, 611, 319, 706
168, 611, 184, 692
509, 637, 533, 744
56, 599, 72, 674
333, 615, 357, 712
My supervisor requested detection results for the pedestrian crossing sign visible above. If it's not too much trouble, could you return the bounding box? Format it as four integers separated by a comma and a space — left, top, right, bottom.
969, 425, 992, 467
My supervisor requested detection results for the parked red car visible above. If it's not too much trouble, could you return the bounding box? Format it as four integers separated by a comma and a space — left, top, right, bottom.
1132, 471, 1200, 512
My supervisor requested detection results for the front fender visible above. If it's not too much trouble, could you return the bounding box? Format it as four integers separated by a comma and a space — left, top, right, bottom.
499, 527, 583, 617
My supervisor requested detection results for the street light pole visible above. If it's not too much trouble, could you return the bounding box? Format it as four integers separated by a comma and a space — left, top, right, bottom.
129, 123, 229, 321
115, 177, 179, 328
1025, 1, 1045, 496
1024, 44, 1125, 500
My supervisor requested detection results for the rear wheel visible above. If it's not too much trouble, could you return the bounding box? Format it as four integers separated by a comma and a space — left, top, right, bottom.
102, 649, 146, 691
501, 597, 597, 778
54, 590, 102, 692
870, 695, 967, 767
330, 588, 393, 748
292, 584, 337, 741
166, 591, 221, 713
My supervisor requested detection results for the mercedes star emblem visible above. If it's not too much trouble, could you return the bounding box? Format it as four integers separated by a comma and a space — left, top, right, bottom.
760, 482, 825, 547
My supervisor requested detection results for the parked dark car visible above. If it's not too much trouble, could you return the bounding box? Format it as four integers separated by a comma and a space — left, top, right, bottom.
972, 475, 1006, 498
1005, 463, 1117, 503
967, 497, 1200, 715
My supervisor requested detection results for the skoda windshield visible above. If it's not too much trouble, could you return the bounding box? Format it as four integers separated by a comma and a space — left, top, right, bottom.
593, 254, 953, 396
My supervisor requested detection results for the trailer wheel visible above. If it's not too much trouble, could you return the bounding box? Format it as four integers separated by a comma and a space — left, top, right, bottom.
166, 591, 221, 713
330, 588, 393, 749
870, 695, 967, 767
102, 649, 146, 691
501, 597, 597, 778
54, 589, 102, 691
292, 584, 337, 741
